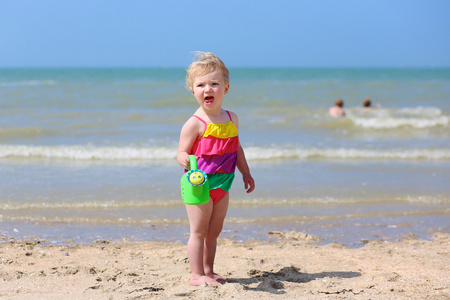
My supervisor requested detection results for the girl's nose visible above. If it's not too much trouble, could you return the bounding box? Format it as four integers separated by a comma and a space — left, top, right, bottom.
205, 84, 213, 92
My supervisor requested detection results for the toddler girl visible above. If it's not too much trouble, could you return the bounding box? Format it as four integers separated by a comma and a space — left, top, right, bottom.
177, 52, 255, 285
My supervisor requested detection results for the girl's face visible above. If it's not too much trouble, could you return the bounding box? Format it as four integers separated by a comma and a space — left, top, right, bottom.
192, 70, 229, 113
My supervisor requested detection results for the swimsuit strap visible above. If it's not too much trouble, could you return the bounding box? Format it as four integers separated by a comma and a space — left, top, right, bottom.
192, 110, 233, 130
192, 115, 207, 131
226, 110, 232, 121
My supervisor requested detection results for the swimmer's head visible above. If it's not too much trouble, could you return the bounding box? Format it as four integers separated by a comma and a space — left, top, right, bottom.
335, 98, 344, 107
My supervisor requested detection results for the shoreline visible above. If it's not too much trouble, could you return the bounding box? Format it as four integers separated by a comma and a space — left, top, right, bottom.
0, 232, 448, 299
1, 207, 448, 248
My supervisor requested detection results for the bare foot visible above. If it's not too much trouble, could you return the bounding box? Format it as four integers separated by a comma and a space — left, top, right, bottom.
190, 275, 221, 286
207, 273, 227, 283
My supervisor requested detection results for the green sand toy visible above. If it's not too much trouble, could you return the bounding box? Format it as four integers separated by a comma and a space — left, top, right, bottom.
181, 155, 209, 205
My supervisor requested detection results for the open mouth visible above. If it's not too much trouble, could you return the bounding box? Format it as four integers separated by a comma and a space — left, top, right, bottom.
204, 96, 214, 104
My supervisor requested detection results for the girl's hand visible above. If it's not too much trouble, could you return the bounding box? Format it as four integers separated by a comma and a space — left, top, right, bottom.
177, 152, 191, 170
242, 173, 255, 193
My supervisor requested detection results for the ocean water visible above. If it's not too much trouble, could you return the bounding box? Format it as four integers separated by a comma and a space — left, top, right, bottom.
1, 68, 449, 246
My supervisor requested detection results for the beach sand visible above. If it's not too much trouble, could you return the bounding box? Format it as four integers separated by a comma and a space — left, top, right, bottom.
0, 231, 448, 299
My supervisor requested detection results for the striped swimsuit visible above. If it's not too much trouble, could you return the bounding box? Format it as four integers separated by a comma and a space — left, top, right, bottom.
191, 111, 239, 203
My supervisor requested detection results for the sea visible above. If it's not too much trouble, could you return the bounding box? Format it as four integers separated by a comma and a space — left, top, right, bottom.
1, 68, 449, 247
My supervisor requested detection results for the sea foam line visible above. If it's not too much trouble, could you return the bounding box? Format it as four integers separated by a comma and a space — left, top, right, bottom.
0, 80, 56, 87
1, 195, 447, 210
1, 145, 450, 161
0, 200, 181, 210
351, 116, 449, 129
245, 147, 450, 160
0, 145, 175, 160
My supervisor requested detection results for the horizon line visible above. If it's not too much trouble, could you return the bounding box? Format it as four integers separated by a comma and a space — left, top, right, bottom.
1, 65, 449, 69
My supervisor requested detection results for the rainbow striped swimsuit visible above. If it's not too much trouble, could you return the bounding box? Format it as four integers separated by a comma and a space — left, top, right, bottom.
191, 111, 238, 193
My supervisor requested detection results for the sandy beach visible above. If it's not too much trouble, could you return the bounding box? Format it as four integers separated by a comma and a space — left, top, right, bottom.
0, 231, 448, 299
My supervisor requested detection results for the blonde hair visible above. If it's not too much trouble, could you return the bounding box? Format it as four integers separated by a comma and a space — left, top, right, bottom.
185, 52, 229, 91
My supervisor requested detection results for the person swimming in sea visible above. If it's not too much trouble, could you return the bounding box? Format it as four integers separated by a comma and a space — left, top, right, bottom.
329, 98, 345, 117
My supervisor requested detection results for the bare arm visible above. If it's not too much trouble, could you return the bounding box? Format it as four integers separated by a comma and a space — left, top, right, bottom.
229, 111, 255, 193
236, 143, 255, 193
177, 117, 202, 170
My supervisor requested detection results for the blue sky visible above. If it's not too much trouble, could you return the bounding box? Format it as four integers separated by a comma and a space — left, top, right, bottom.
1, 0, 449, 68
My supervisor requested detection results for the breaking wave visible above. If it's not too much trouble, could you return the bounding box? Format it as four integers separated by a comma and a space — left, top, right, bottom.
1, 145, 449, 161
0, 80, 56, 87
348, 106, 449, 129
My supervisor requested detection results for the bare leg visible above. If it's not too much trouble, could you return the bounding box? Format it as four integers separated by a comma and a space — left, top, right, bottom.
204, 192, 229, 282
185, 200, 220, 286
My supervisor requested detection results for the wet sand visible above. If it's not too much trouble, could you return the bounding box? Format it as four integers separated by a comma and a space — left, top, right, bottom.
0, 231, 448, 299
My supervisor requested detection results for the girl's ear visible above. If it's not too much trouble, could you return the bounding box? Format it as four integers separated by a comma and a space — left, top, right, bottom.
224, 83, 230, 95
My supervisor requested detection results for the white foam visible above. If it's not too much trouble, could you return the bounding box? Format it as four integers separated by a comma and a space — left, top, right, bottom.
0, 199, 180, 210
347, 106, 449, 129
0, 80, 56, 87
352, 116, 449, 129
245, 147, 450, 160
403, 195, 449, 205
1, 145, 449, 161
399, 106, 443, 117
0, 145, 175, 160
2, 195, 447, 212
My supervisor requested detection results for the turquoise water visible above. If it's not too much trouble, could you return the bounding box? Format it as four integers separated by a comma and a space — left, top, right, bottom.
0, 68, 449, 246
